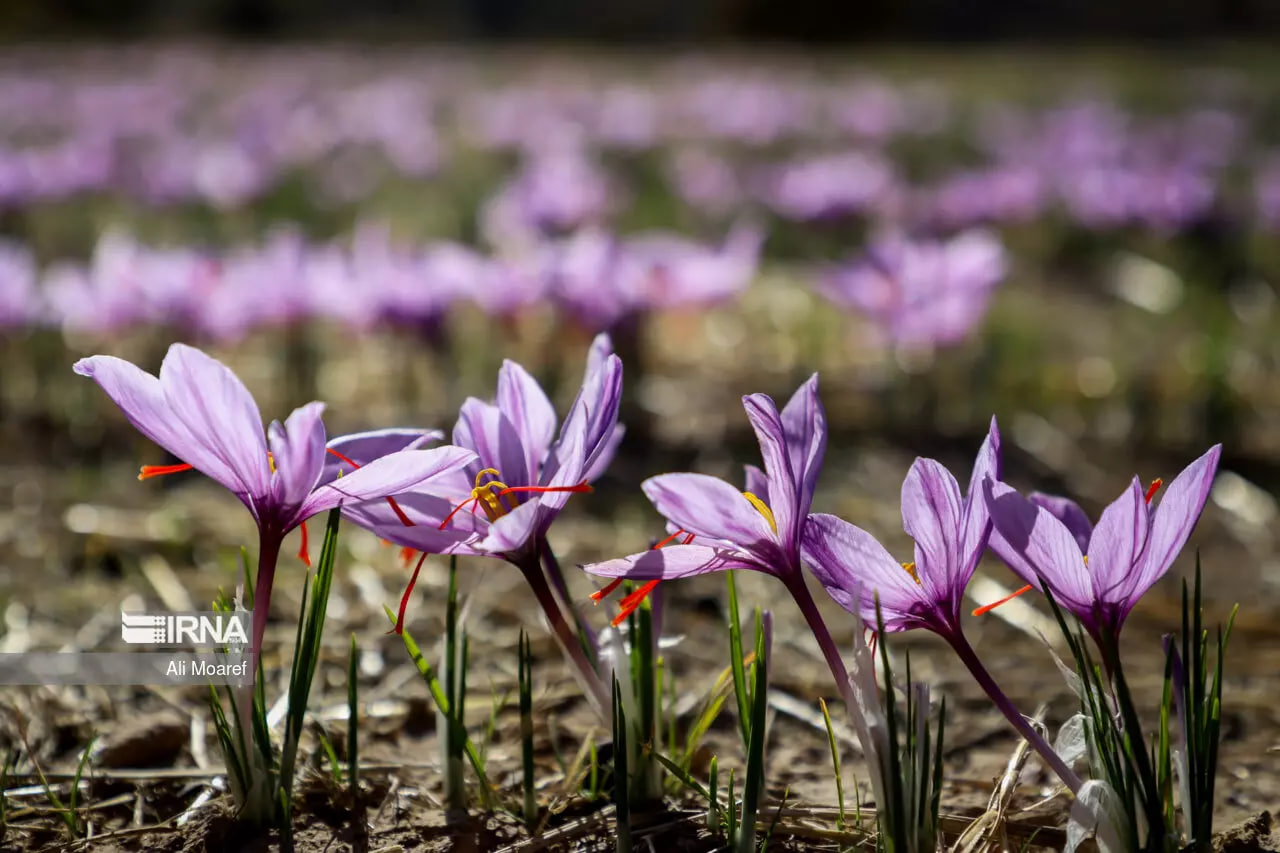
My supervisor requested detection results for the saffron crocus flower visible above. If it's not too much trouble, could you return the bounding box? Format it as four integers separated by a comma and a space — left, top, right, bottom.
73, 343, 476, 661
800, 419, 1083, 792
983, 444, 1221, 648
582, 376, 860, 721
343, 334, 623, 712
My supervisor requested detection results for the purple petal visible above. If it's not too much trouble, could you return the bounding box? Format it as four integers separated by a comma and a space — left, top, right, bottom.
73, 354, 193, 464
1086, 477, 1150, 603
800, 513, 925, 630
582, 424, 625, 483
554, 352, 623, 486
642, 472, 780, 558
742, 393, 799, 554
475, 499, 542, 554
268, 402, 327, 511
779, 373, 826, 521
300, 445, 477, 520
496, 360, 557, 486
984, 478, 1093, 613
743, 464, 770, 505
1124, 444, 1221, 607
321, 427, 444, 485
585, 332, 614, 376
901, 458, 963, 601
454, 398, 529, 489
158, 344, 271, 502
581, 544, 759, 580
1029, 492, 1094, 553
956, 417, 1002, 582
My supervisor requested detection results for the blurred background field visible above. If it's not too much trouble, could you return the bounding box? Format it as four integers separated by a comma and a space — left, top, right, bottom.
1, 35, 1279, 850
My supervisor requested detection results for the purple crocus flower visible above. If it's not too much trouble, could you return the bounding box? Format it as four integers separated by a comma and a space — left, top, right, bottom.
342, 334, 623, 712
73, 343, 476, 659
582, 374, 826, 607
983, 444, 1221, 646
799, 419, 1083, 792
799, 417, 1000, 638
582, 376, 858, 717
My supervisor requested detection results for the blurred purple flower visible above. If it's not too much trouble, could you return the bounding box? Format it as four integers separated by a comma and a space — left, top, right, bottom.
817, 229, 1007, 348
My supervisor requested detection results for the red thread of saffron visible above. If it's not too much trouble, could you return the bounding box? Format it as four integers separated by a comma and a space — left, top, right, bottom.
138, 463, 194, 480
974, 476, 1166, 617
602, 530, 694, 625
297, 521, 311, 567
391, 551, 428, 635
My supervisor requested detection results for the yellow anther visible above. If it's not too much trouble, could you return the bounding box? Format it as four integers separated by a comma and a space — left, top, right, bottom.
742, 491, 777, 534
268, 451, 276, 473
901, 561, 920, 584
470, 468, 516, 520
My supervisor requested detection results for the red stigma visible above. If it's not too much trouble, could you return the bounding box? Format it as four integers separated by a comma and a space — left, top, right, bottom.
612, 580, 661, 627
591, 577, 625, 603
1144, 478, 1163, 504
325, 447, 360, 469
400, 546, 416, 568
972, 583, 1033, 616
390, 551, 428, 636
138, 463, 194, 480
438, 495, 482, 530
297, 520, 311, 567
597, 530, 693, 621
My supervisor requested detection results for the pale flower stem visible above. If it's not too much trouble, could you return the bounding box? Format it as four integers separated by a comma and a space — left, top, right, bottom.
518, 559, 611, 716
948, 630, 1083, 794
785, 575, 858, 718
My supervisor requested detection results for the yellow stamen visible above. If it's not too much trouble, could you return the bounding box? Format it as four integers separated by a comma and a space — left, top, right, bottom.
901, 561, 920, 584
742, 491, 777, 533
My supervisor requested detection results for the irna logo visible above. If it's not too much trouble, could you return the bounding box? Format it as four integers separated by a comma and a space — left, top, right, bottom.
121, 612, 251, 647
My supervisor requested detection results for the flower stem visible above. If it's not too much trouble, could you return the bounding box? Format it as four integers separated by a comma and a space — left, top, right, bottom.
948, 631, 1082, 793
518, 558, 611, 716
785, 575, 858, 720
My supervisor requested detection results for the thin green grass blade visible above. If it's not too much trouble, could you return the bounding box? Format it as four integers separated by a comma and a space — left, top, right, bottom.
612, 676, 631, 853
384, 605, 493, 807
819, 697, 845, 832
736, 609, 769, 853
726, 572, 751, 749
519, 629, 537, 828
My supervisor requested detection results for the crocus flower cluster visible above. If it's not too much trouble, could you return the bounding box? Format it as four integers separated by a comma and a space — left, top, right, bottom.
3, 225, 759, 338
583, 382, 1220, 797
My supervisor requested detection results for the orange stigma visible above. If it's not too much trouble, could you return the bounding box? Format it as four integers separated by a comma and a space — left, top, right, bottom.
594, 530, 693, 620
1144, 478, 1163, 504
138, 463, 194, 480
438, 468, 592, 530
325, 446, 417, 528
972, 584, 1033, 616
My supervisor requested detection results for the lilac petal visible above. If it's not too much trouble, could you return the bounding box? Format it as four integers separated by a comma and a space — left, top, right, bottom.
957, 417, 1002, 580
585, 332, 614, 377
779, 373, 826, 520
581, 544, 758, 580
475, 499, 542, 554
497, 360, 557, 486
531, 414, 588, 521
642, 472, 779, 558
1086, 477, 1150, 602
300, 445, 477, 520
158, 344, 271, 501
985, 479, 1093, 613
268, 402, 327, 511
321, 427, 444, 485
800, 513, 925, 630
742, 393, 798, 554
1125, 444, 1221, 607
743, 464, 770, 506
1030, 493, 1094, 553
901, 458, 963, 601
454, 398, 529, 489
555, 352, 623, 486
73, 355, 192, 463
582, 424, 625, 483
346, 487, 485, 549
